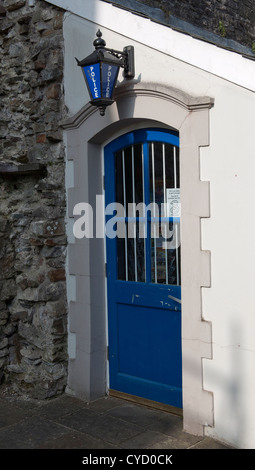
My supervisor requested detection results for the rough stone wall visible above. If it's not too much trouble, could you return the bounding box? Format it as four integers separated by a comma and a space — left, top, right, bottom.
0, 0, 253, 399
0, 0, 67, 398
136, 0, 255, 49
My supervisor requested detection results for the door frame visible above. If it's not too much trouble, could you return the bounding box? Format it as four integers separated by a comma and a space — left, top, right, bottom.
104, 128, 182, 409
63, 82, 214, 436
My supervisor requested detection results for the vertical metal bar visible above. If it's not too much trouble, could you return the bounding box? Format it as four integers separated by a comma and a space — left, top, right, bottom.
122, 150, 128, 281
173, 146, 177, 189
151, 143, 157, 283
143, 143, 151, 284
142, 144, 146, 282
132, 146, 137, 282
173, 146, 180, 285
162, 143, 168, 285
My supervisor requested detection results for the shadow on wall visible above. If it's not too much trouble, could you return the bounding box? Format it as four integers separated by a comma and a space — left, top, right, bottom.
201, 318, 246, 448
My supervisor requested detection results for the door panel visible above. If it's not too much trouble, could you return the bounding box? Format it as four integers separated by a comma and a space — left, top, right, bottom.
105, 128, 182, 409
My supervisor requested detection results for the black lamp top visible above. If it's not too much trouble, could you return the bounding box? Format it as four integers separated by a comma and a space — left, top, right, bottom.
93, 30, 106, 49
76, 29, 125, 67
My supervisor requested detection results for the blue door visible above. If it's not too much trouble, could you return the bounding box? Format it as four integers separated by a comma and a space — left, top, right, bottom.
105, 129, 182, 409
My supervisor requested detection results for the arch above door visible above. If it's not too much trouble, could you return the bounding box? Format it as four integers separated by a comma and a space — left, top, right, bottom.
63, 82, 214, 436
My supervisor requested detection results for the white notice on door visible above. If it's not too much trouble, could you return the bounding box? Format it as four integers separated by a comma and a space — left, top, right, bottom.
166, 189, 181, 217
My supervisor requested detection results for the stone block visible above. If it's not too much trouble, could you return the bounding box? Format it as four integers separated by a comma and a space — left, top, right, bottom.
41, 9, 55, 22
53, 13, 63, 30
4, 0, 26, 12
36, 22, 50, 33
10, 310, 27, 322
16, 273, 41, 290
30, 221, 47, 237
0, 218, 7, 232
20, 345, 42, 360
18, 15, 32, 25
41, 245, 65, 259
0, 253, 15, 280
52, 317, 66, 335
17, 280, 66, 303
31, 121, 44, 133
46, 83, 61, 100
46, 257, 65, 269
18, 322, 42, 349
47, 269, 66, 282
0, 124, 8, 138
0, 279, 16, 301
46, 300, 67, 318
39, 67, 62, 85
30, 220, 65, 238
46, 130, 63, 142
0, 20, 14, 34
9, 42, 25, 58
30, 238, 44, 247
0, 338, 8, 350
36, 134, 46, 143
0, 310, 8, 325
34, 60, 46, 72
37, 280, 66, 302
0, 348, 8, 358
44, 236, 67, 246
7, 364, 25, 374
3, 323, 16, 336
0, 6, 6, 16
19, 23, 29, 35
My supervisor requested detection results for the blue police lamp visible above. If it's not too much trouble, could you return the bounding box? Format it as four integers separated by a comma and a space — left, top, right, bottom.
76, 30, 135, 116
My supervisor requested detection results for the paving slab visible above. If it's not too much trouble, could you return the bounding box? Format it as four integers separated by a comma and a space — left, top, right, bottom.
0, 415, 68, 449
189, 436, 232, 449
76, 413, 144, 446
0, 392, 234, 449
105, 402, 169, 427
0, 398, 34, 428
34, 430, 120, 450
120, 429, 175, 449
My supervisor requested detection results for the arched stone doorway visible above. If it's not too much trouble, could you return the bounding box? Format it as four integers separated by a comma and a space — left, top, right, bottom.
62, 82, 214, 435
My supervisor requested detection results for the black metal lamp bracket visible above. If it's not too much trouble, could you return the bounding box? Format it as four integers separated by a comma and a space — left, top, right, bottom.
104, 46, 135, 79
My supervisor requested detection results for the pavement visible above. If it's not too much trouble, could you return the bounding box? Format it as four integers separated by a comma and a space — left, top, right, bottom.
0, 391, 234, 450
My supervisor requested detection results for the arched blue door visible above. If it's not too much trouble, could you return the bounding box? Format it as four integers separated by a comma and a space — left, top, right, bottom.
104, 129, 182, 409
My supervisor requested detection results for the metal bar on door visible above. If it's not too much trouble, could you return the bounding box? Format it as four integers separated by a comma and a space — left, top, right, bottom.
173, 146, 179, 286
151, 143, 157, 283
173, 146, 177, 189
131, 146, 138, 282
142, 144, 146, 283
162, 143, 168, 285
122, 150, 128, 281
143, 142, 151, 284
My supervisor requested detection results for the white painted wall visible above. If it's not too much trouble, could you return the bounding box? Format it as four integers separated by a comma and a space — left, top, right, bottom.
47, 0, 255, 449
201, 86, 255, 448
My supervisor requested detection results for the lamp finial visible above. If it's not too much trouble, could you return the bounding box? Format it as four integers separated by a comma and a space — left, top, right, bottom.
93, 29, 106, 49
